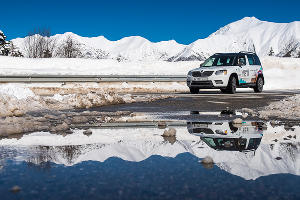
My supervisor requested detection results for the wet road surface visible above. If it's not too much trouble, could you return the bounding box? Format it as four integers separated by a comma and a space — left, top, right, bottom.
1, 89, 300, 199
94, 90, 300, 113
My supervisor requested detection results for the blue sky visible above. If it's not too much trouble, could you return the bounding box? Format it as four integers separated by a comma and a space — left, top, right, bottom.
1, 0, 300, 44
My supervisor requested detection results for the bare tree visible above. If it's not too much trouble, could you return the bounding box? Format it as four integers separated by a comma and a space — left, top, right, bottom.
56, 35, 82, 58
23, 28, 56, 58
8, 42, 23, 57
281, 38, 299, 57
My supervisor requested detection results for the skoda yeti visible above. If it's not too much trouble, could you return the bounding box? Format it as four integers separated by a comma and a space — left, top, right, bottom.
187, 52, 264, 94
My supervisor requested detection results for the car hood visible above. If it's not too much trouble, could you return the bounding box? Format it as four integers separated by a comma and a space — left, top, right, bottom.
192, 66, 233, 71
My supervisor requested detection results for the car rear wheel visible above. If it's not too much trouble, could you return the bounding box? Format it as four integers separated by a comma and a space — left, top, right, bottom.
226, 76, 237, 94
189, 87, 199, 94
254, 76, 263, 93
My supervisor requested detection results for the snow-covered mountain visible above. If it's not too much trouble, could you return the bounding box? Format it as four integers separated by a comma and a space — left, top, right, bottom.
12, 33, 186, 61
11, 17, 300, 61
172, 17, 300, 61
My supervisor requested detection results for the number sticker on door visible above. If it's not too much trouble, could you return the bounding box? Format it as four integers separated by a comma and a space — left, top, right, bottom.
242, 70, 249, 76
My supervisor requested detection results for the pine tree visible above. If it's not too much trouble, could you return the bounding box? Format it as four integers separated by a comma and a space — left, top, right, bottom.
0, 30, 9, 55
0, 30, 23, 56
268, 47, 274, 56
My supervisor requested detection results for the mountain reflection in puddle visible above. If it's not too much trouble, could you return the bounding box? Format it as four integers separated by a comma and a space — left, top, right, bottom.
0, 119, 299, 199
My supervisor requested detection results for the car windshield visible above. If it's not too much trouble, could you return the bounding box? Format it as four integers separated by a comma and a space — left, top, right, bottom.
201, 55, 236, 67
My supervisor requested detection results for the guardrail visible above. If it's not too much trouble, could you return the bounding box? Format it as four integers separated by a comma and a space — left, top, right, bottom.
71, 121, 187, 129
0, 75, 187, 82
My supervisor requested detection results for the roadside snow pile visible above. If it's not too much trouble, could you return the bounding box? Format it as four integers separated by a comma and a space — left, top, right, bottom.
0, 84, 35, 99
29, 82, 188, 95
0, 84, 42, 117
0, 84, 171, 117
259, 94, 300, 119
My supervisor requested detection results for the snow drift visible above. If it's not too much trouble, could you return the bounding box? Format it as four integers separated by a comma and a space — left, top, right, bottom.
0, 56, 299, 90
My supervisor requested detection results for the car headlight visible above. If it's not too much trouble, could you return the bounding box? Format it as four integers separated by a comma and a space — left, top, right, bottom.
188, 71, 193, 76
215, 70, 227, 75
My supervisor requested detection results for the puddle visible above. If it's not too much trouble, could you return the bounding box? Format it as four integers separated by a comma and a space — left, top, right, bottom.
0, 119, 299, 199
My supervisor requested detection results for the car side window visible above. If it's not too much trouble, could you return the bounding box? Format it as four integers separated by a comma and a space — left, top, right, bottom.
253, 55, 261, 65
247, 55, 255, 65
237, 55, 246, 66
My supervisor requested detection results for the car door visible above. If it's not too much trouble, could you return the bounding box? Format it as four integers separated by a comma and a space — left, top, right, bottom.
237, 55, 251, 84
246, 54, 260, 84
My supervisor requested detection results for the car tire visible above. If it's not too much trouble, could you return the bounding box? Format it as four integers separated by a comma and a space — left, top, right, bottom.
189, 87, 199, 94
220, 89, 227, 93
226, 76, 237, 94
254, 76, 263, 93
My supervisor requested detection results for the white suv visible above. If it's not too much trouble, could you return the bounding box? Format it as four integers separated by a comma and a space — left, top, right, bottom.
187, 52, 264, 94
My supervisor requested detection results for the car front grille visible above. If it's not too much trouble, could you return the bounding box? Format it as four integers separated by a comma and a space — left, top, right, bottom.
192, 71, 213, 77
191, 81, 213, 86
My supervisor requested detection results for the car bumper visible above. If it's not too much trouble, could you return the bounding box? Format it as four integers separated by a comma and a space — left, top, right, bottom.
187, 76, 228, 88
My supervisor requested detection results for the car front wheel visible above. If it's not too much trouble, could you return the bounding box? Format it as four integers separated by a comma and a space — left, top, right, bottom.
220, 89, 227, 93
226, 76, 237, 94
189, 87, 199, 94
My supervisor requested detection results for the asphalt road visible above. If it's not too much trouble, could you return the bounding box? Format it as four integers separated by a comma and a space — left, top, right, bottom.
94, 90, 300, 113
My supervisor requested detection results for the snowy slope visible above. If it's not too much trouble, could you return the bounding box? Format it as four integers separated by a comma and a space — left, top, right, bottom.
10, 17, 300, 61
172, 17, 300, 61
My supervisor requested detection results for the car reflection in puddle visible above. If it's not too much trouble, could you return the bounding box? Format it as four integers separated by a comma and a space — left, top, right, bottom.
187, 120, 264, 152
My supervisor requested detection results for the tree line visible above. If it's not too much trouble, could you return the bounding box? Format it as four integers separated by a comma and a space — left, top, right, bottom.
0, 29, 82, 58
1, 29, 300, 58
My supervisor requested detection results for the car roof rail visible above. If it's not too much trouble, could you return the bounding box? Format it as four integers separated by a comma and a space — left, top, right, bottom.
239, 51, 256, 54
214, 53, 236, 55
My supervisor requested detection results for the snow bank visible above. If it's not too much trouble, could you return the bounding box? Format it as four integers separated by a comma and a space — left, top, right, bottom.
0, 84, 42, 117
0, 56, 200, 75
261, 57, 300, 90
0, 56, 299, 89
260, 94, 300, 119
0, 83, 35, 99
28, 82, 188, 95
0, 84, 171, 117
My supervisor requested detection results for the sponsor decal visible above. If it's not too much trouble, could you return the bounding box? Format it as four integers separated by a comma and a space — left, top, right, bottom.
239, 79, 247, 84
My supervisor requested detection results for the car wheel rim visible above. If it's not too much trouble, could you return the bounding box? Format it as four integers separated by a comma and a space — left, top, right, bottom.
232, 78, 236, 92
258, 78, 263, 90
